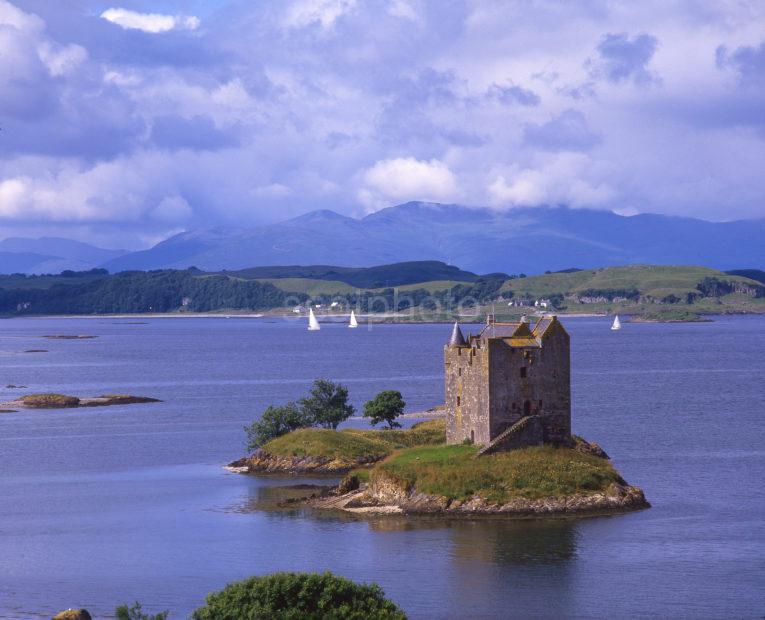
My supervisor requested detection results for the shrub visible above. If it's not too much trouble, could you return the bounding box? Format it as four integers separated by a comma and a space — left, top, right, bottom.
245, 402, 311, 450
363, 390, 406, 429
191, 571, 406, 620
299, 379, 355, 429
115, 602, 168, 620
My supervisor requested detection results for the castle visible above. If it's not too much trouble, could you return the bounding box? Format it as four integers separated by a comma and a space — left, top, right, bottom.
444, 315, 571, 455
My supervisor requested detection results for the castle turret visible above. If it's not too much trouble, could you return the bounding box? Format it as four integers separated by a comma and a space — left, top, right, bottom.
448, 321, 466, 347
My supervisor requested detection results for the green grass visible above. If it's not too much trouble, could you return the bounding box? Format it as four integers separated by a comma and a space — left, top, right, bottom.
374, 444, 623, 503
503, 265, 763, 300
261, 419, 445, 460
255, 278, 357, 296
634, 309, 708, 322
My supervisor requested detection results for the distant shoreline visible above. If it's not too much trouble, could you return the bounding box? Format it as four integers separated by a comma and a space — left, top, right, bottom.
1, 311, 608, 321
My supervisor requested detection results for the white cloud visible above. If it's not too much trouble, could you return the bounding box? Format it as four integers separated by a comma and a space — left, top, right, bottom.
388, 0, 419, 22
283, 0, 357, 29
37, 41, 87, 76
152, 195, 192, 221
100, 8, 200, 34
488, 154, 615, 209
360, 157, 458, 210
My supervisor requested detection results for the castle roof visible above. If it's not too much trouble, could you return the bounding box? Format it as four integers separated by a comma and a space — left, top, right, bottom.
448, 322, 467, 346
471, 316, 562, 348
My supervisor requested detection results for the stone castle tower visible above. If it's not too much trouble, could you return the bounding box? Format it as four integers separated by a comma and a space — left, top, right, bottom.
444, 315, 571, 454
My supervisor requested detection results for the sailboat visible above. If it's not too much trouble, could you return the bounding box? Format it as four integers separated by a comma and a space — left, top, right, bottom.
611, 315, 622, 331
348, 310, 358, 329
307, 308, 320, 331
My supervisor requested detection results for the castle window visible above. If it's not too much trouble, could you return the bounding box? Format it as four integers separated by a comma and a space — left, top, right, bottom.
470, 430, 475, 443
538, 400, 543, 408
520, 367, 527, 378
524, 400, 531, 416
456, 396, 461, 406
458, 367, 462, 377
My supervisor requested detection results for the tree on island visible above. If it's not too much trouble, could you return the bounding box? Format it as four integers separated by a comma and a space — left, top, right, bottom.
192, 571, 406, 620
245, 402, 311, 450
300, 379, 355, 429
363, 390, 406, 429
115, 602, 168, 620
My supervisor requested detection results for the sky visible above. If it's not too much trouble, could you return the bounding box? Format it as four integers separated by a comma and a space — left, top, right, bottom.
0, 0, 763, 249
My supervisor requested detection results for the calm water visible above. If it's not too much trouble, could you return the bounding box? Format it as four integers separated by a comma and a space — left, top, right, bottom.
0, 316, 764, 619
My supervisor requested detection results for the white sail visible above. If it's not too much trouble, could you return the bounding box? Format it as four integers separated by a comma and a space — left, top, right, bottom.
348, 310, 358, 328
308, 308, 320, 331
611, 315, 621, 330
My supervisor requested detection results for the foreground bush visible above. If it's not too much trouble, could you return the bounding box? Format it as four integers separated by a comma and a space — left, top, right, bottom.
192, 571, 406, 620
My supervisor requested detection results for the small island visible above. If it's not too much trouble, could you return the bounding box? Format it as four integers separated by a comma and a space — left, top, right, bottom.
230, 317, 649, 519
1, 393, 161, 410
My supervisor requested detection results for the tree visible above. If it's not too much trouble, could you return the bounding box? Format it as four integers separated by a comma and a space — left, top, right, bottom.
115, 602, 168, 620
191, 571, 406, 620
245, 402, 311, 450
300, 379, 355, 429
363, 391, 405, 429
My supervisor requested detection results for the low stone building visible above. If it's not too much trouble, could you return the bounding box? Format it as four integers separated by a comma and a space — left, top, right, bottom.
444, 315, 571, 454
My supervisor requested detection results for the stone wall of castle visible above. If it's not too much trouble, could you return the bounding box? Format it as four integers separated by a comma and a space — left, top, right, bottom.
445, 319, 571, 449
444, 343, 491, 445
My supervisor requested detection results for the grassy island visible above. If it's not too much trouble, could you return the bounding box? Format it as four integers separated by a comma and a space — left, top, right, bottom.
373, 443, 622, 503
231, 420, 445, 474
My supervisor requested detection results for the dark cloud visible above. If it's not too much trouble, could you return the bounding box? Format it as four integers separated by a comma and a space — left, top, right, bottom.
150, 115, 240, 151
523, 110, 601, 152
488, 84, 540, 106
587, 32, 659, 85
716, 40, 765, 88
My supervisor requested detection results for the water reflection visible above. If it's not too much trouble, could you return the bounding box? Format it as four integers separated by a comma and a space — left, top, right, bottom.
363, 516, 578, 566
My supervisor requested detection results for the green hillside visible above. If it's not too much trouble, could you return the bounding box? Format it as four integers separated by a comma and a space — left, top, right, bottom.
220, 260, 491, 288
503, 265, 762, 300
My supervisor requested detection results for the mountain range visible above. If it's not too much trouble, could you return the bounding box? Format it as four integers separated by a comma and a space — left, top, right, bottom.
1, 203, 763, 275
0, 237, 126, 274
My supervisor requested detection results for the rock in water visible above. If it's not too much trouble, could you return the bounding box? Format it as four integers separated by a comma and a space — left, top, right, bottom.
53, 609, 92, 620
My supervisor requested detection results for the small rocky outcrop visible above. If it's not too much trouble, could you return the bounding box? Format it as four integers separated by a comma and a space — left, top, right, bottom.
312, 475, 649, 517
52, 609, 92, 620
43, 334, 97, 340
0, 393, 161, 411
227, 451, 384, 475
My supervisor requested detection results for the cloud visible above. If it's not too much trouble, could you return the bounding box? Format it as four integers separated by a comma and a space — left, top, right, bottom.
716, 40, 765, 88
1, 0, 765, 248
523, 110, 601, 152
488, 154, 614, 208
152, 195, 192, 221
488, 84, 540, 107
360, 157, 458, 209
149, 115, 240, 151
587, 32, 659, 85
282, 0, 357, 29
100, 8, 200, 33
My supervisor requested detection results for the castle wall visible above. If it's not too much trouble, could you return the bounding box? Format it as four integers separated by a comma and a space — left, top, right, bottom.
444, 344, 491, 445
533, 324, 571, 443
445, 319, 571, 448
487, 341, 538, 438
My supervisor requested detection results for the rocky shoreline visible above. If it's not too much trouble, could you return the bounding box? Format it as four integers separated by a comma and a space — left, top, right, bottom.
226, 451, 383, 475
307, 478, 649, 518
